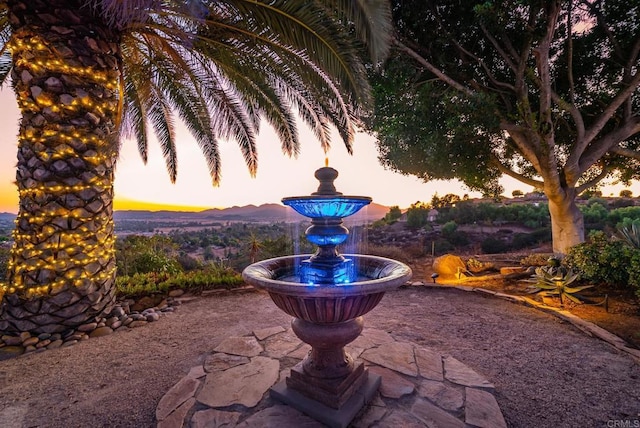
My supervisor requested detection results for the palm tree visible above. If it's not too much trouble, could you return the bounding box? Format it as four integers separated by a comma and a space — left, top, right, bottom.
0, 0, 391, 333
247, 233, 262, 264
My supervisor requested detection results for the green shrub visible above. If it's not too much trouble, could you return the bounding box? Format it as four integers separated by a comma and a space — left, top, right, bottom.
366, 244, 411, 263
406, 202, 430, 229
520, 253, 554, 267
440, 222, 469, 247
433, 239, 455, 255
176, 253, 201, 271
441, 221, 458, 236
511, 233, 538, 250
608, 206, 640, 228
116, 266, 244, 298
0, 247, 9, 280
581, 202, 609, 224
628, 251, 640, 298
530, 227, 552, 242
383, 206, 402, 224
481, 237, 509, 254
565, 231, 630, 287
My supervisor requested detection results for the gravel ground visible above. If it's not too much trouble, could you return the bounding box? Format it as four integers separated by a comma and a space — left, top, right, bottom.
0, 286, 638, 428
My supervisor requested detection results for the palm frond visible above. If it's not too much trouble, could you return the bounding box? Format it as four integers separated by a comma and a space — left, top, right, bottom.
88, 0, 160, 29
145, 84, 177, 182
121, 77, 149, 164
0, 10, 13, 86
114, 0, 384, 184
203, 80, 258, 176
323, 0, 392, 65
217, 0, 371, 108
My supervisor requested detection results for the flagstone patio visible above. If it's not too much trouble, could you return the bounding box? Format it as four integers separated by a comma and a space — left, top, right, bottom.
156, 326, 506, 428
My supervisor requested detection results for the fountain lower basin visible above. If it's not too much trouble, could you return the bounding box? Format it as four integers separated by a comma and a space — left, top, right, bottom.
242, 254, 411, 322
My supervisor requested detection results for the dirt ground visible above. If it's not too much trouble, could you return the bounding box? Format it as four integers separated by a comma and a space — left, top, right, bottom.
0, 283, 639, 428
411, 256, 640, 350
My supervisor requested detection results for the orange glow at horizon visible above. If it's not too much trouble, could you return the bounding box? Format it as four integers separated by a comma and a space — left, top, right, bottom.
113, 198, 216, 212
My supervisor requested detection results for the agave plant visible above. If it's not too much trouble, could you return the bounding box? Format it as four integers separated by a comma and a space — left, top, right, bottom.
530, 266, 593, 305
615, 223, 640, 249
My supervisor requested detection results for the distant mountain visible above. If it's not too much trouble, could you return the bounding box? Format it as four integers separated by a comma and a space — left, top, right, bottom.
0, 212, 16, 222
114, 202, 390, 222
198, 203, 287, 220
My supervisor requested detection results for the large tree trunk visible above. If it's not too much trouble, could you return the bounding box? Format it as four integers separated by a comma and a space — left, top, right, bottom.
0, 0, 121, 333
546, 187, 585, 254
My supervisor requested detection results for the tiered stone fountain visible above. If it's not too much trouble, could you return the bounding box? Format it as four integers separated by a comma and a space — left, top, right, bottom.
242, 165, 412, 427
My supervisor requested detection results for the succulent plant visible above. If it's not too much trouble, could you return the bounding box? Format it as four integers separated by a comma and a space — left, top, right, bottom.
530, 266, 593, 305
615, 223, 640, 249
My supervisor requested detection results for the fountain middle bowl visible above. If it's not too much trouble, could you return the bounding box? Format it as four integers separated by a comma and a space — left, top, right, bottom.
242, 254, 412, 323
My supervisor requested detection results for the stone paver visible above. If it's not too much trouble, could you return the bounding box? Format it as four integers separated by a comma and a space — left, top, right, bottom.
157, 397, 195, 428
465, 387, 508, 428
156, 327, 507, 427
443, 355, 495, 389
190, 409, 241, 428
415, 347, 444, 381
412, 398, 466, 428
197, 356, 279, 408
204, 352, 250, 372
417, 379, 464, 412
369, 366, 415, 398
155, 376, 199, 422
361, 341, 418, 376
254, 326, 286, 341
213, 336, 263, 357
263, 331, 301, 358
236, 404, 324, 428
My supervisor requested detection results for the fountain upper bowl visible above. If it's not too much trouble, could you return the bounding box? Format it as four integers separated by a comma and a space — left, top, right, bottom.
282, 196, 372, 219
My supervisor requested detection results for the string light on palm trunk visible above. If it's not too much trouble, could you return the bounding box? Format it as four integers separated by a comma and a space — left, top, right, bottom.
0, 34, 119, 299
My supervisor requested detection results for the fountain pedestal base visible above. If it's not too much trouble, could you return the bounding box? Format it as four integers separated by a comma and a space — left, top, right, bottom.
269, 316, 380, 426
271, 371, 381, 428
286, 360, 368, 409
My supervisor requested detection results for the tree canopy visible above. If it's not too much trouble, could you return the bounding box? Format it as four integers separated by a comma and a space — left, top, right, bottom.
367, 0, 640, 252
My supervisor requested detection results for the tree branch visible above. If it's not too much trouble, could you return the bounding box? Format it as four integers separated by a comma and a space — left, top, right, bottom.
610, 146, 640, 162
531, 2, 561, 185
393, 39, 474, 96
566, 0, 576, 105
623, 38, 640, 120
479, 24, 517, 73
579, 117, 640, 173
582, 70, 640, 146
513, 5, 539, 98
580, 0, 624, 60
500, 121, 545, 175
575, 165, 611, 195
491, 155, 543, 188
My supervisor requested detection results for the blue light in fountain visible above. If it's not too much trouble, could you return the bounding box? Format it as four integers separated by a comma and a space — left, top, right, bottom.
282, 164, 371, 285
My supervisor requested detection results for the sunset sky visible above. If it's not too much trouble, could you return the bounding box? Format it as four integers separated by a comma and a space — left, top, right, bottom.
0, 88, 636, 215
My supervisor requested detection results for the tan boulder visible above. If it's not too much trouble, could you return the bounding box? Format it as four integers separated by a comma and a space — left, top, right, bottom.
432, 254, 467, 279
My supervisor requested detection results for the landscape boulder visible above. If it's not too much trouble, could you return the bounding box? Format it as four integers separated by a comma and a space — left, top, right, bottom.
432, 255, 467, 279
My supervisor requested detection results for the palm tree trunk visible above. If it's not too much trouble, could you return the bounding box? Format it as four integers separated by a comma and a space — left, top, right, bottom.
0, 0, 121, 333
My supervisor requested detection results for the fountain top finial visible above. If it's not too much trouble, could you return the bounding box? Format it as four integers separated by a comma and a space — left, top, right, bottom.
312, 166, 343, 196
